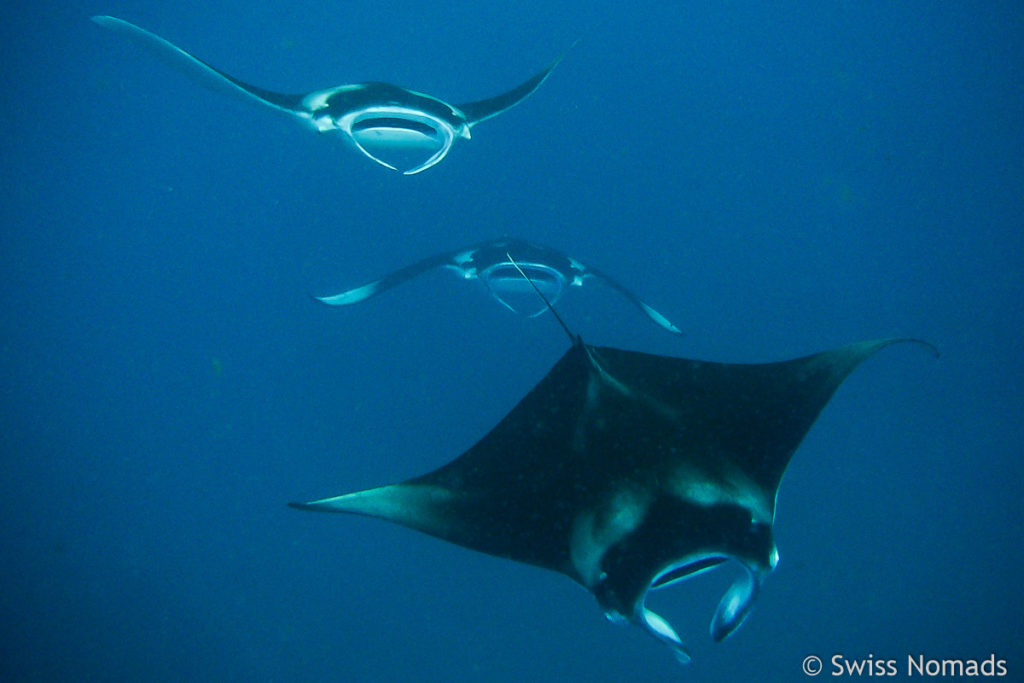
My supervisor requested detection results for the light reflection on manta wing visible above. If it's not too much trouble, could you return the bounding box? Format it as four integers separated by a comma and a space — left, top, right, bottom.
313, 237, 684, 334
92, 16, 570, 174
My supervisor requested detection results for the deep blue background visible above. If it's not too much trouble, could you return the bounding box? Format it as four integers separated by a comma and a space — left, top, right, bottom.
3, 2, 1022, 681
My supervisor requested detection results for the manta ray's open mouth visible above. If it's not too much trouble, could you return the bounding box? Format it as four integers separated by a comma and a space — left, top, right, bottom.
632, 553, 770, 663
351, 117, 440, 139
651, 556, 729, 589
345, 108, 461, 174
479, 261, 567, 317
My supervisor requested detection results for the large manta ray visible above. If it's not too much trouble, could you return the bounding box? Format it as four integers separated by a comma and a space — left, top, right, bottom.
315, 237, 683, 334
92, 16, 569, 174
291, 330, 935, 662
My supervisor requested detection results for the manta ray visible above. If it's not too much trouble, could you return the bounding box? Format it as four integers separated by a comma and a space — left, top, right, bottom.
315, 237, 683, 334
291, 316, 935, 662
92, 16, 569, 174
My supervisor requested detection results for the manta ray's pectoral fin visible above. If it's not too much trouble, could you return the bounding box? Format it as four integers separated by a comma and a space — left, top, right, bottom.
314, 281, 381, 306
457, 41, 577, 127
313, 249, 464, 306
580, 262, 683, 334
289, 484, 458, 542
92, 16, 307, 118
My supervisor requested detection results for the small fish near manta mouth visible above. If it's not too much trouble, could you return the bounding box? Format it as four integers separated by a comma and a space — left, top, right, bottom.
91, 15, 573, 174
290, 335, 938, 663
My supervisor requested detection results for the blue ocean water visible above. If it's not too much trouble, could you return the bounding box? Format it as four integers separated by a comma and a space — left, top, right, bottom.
2, 2, 1022, 681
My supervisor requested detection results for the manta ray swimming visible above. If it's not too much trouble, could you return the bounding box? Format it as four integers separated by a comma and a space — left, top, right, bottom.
92, 16, 569, 174
291, 295, 936, 662
314, 236, 683, 334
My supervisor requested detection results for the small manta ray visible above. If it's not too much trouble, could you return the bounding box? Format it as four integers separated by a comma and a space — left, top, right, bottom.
92, 16, 570, 174
314, 236, 683, 334
290, 298, 936, 662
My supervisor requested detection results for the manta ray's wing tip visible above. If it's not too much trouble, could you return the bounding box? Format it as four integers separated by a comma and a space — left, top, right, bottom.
312, 293, 351, 306
907, 338, 941, 358
872, 337, 940, 359
92, 15, 134, 30
288, 499, 349, 514
311, 281, 379, 306
638, 302, 684, 335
